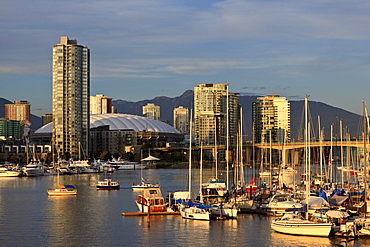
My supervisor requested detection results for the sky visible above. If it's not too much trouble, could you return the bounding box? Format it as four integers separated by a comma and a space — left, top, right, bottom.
1, 0, 370, 117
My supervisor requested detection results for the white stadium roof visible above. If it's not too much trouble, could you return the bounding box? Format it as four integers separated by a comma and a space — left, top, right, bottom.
35, 114, 181, 134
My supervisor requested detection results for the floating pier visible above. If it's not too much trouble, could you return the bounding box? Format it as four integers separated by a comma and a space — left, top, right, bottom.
122, 211, 181, 216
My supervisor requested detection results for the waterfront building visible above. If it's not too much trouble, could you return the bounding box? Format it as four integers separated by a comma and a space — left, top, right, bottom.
33, 114, 184, 155
0, 118, 21, 140
253, 95, 290, 143
220, 93, 241, 146
194, 83, 232, 146
173, 106, 189, 134
52, 36, 90, 159
5, 100, 30, 125
90, 94, 112, 114
142, 103, 160, 120
42, 113, 52, 126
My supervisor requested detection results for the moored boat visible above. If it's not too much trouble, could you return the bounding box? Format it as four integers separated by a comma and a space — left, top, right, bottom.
271, 213, 332, 237
96, 179, 120, 190
0, 167, 21, 177
136, 187, 173, 213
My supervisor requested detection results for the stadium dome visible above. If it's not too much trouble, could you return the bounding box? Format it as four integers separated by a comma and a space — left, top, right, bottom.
35, 114, 181, 134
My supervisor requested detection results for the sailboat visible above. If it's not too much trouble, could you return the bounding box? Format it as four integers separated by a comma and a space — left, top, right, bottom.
132, 150, 159, 190
47, 144, 77, 196
47, 164, 77, 196
271, 96, 332, 237
180, 110, 211, 221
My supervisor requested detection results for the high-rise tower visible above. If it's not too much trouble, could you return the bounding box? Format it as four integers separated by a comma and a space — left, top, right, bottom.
194, 83, 230, 145
5, 100, 30, 125
90, 94, 112, 114
253, 95, 290, 143
52, 36, 90, 159
142, 103, 160, 120
173, 106, 189, 134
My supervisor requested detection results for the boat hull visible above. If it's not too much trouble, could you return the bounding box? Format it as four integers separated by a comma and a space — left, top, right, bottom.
181, 207, 210, 221
47, 189, 77, 196
96, 185, 120, 190
271, 220, 332, 237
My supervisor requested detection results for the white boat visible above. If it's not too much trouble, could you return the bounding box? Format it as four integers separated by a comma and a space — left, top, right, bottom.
108, 158, 146, 170
180, 204, 210, 221
271, 213, 332, 237
200, 179, 228, 205
266, 193, 303, 215
96, 179, 120, 190
132, 180, 159, 190
23, 161, 45, 177
270, 96, 333, 237
135, 187, 173, 213
211, 203, 238, 219
0, 167, 21, 177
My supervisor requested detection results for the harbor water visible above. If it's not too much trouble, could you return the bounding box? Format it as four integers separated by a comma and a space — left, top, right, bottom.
0, 168, 369, 246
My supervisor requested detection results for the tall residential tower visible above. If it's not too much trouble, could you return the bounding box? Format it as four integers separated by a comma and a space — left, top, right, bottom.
173, 106, 189, 135
253, 95, 290, 143
194, 83, 240, 146
142, 103, 160, 120
52, 36, 90, 159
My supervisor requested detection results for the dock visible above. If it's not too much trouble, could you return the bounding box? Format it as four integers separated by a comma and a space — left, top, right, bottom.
122, 211, 181, 216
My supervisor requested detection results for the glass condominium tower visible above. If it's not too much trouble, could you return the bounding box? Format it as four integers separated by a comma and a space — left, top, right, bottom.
194, 83, 229, 146
52, 36, 90, 159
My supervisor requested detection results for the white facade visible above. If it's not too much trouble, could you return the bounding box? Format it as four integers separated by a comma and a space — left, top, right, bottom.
142, 103, 160, 120
253, 95, 290, 143
90, 94, 112, 114
194, 83, 229, 145
173, 106, 189, 134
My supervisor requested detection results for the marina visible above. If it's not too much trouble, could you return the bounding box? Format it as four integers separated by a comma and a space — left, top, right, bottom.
0, 168, 370, 246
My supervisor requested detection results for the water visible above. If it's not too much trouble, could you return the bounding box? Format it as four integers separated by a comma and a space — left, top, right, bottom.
0, 168, 369, 246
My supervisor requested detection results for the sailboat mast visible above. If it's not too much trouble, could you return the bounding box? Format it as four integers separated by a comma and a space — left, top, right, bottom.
363, 101, 368, 209
189, 109, 193, 198
305, 96, 310, 220
200, 142, 203, 203
226, 85, 229, 190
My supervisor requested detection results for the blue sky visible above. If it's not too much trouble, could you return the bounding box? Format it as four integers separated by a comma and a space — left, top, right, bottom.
1, 0, 370, 116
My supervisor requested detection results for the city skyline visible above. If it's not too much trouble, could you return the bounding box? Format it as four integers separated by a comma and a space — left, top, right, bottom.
2, 1, 370, 117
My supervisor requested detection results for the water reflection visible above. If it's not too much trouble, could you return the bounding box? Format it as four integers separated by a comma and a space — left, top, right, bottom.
2, 169, 370, 246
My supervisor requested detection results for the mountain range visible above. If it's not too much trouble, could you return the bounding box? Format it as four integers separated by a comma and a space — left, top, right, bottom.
113, 90, 362, 140
0, 91, 362, 140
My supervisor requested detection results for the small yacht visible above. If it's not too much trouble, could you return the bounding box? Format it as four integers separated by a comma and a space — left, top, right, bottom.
23, 161, 45, 177
96, 179, 120, 190
0, 167, 21, 177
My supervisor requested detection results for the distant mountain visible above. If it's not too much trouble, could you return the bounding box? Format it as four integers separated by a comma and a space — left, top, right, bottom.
0, 98, 42, 132
113, 91, 362, 141
1, 92, 362, 139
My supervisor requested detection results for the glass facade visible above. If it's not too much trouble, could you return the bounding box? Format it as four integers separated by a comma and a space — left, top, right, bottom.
52, 36, 90, 159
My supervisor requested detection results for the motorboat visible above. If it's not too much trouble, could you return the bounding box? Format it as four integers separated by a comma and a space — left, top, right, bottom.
23, 161, 45, 177
96, 179, 120, 190
180, 201, 211, 221
0, 167, 21, 177
135, 187, 173, 213
132, 179, 159, 191
271, 213, 332, 237
266, 193, 303, 215
211, 203, 238, 219
200, 178, 228, 205
47, 184, 77, 196
108, 158, 146, 170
